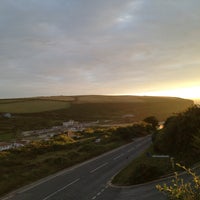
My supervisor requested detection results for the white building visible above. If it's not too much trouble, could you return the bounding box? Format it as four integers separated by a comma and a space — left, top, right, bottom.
63, 120, 76, 127
0, 142, 24, 151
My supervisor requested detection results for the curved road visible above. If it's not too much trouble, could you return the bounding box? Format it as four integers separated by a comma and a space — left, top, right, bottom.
2, 136, 166, 200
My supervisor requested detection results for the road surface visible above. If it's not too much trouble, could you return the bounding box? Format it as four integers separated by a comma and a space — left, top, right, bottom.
2, 136, 166, 200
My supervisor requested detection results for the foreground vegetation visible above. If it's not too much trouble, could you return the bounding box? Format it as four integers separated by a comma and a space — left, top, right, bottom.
154, 105, 200, 166
157, 164, 200, 200
0, 123, 150, 197
113, 105, 200, 199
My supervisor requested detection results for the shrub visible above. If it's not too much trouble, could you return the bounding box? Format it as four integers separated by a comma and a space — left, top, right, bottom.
156, 164, 200, 200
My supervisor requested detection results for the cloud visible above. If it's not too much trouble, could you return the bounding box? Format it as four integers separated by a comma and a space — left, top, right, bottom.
0, 0, 200, 98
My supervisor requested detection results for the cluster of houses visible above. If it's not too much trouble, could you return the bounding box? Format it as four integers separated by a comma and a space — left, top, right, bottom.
21, 120, 99, 140
0, 120, 100, 152
0, 142, 24, 152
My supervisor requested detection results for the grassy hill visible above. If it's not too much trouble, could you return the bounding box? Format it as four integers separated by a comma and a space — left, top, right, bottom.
0, 95, 193, 115
0, 99, 70, 113
0, 95, 193, 141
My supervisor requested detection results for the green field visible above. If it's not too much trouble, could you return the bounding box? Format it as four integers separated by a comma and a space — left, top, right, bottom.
0, 99, 70, 113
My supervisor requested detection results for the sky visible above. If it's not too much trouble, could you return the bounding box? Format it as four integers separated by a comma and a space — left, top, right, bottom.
0, 0, 200, 100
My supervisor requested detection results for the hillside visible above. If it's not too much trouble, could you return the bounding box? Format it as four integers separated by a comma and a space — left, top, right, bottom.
0, 95, 193, 121
0, 95, 193, 141
69, 95, 194, 121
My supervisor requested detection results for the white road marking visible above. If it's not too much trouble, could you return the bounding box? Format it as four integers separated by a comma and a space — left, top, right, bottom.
101, 188, 105, 192
1, 195, 14, 200
113, 153, 124, 160
17, 169, 74, 194
127, 147, 135, 152
91, 185, 108, 199
90, 162, 108, 173
97, 192, 101, 196
42, 178, 80, 200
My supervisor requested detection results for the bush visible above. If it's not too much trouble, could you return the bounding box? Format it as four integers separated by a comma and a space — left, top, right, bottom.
156, 164, 200, 200
154, 106, 200, 164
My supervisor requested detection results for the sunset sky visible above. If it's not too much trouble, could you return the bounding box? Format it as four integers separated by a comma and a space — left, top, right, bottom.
0, 0, 200, 100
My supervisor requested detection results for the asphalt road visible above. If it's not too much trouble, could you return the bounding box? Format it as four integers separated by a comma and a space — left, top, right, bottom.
2, 136, 167, 200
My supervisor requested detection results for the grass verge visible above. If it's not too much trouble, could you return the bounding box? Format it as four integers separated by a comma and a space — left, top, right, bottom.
112, 145, 174, 186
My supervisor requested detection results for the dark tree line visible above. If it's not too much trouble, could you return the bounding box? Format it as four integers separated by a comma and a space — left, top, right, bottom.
153, 105, 200, 165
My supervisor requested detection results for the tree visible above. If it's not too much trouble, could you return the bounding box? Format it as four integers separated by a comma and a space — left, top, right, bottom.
143, 116, 159, 130
157, 106, 200, 162
192, 131, 200, 154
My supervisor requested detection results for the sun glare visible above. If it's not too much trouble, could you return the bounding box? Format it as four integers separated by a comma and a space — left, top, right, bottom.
137, 86, 200, 100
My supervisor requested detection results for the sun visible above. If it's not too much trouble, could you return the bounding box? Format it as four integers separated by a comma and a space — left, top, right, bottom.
137, 86, 200, 100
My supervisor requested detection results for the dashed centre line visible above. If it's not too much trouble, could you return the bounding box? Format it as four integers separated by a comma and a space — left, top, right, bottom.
127, 147, 135, 152
97, 192, 101, 196
91, 185, 108, 199
113, 153, 124, 160
42, 178, 80, 200
90, 162, 108, 173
